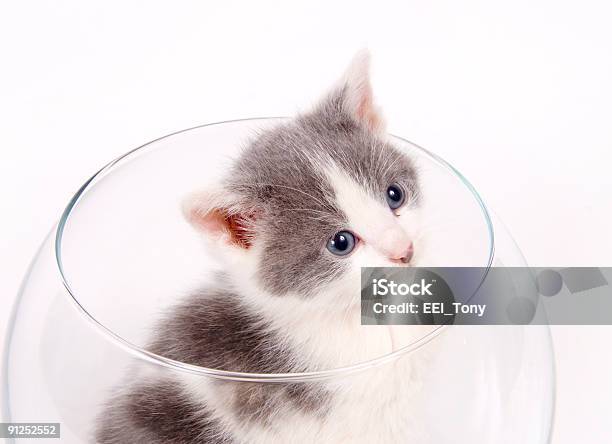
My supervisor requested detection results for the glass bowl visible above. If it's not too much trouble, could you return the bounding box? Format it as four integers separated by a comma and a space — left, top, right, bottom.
2, 118, 554, 443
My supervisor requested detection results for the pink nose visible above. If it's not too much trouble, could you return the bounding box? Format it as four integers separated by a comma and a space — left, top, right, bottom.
379, 228, 414, 264
389, 241, 414, 264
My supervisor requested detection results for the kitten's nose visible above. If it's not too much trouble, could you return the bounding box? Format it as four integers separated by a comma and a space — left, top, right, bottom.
390, 242, 414, 264
380, 228, 414, 264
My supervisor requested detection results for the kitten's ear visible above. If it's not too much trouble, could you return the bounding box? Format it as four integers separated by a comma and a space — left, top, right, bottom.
316, 49, 385, 133
182, 187, 256, 250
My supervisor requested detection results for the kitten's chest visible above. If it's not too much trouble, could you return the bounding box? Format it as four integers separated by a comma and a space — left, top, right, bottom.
280, 325, 435, 443
261, 358, 429, 444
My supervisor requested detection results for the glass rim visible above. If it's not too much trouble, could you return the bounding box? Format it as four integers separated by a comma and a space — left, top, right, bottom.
54, 117, 495, 383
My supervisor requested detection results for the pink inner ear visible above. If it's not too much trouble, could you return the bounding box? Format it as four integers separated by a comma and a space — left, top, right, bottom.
225, 211, 255, 249
190, 207, 254, 249
356, 94, 382, 131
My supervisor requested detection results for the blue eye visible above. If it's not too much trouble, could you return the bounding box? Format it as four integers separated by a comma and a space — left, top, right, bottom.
386, 183, 405, 209
327, 231, 356, 256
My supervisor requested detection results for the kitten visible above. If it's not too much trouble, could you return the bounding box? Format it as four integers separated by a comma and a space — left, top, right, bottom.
96, 51, 434, 444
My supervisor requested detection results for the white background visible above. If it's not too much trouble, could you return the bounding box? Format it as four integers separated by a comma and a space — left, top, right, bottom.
1, 1, 611, 442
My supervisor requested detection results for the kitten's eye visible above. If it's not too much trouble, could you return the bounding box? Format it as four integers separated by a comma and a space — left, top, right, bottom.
327, 231, 356, 256
386, 183, 405, 210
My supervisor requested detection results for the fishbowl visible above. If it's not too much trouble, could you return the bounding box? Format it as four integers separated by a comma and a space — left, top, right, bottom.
2, 118, 554, 443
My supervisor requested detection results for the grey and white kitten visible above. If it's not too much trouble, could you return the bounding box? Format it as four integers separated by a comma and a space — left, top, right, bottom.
96, 51, 433, 444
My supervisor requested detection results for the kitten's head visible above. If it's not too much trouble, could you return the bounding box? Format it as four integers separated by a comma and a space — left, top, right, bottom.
184, 51, 422, 306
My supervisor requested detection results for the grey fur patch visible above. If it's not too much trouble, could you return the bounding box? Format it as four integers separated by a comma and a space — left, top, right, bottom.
97, 287, 331, 440
233, 382, 329, 426
150, 283, 329, 416
225, 87, 419, 296
149, 283, 294, 373
96, 379, 231, 444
